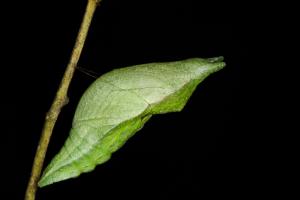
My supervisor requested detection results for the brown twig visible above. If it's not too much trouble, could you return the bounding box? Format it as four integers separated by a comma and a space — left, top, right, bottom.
25, 1, 101, 199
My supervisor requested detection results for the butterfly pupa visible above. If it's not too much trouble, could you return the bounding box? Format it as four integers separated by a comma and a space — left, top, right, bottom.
38, 57, 225, 187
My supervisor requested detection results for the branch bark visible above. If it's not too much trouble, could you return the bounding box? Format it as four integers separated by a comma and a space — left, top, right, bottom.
25, 1, 101, 199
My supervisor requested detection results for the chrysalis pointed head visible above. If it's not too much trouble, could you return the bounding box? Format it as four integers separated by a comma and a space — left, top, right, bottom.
182, 56, 225, 79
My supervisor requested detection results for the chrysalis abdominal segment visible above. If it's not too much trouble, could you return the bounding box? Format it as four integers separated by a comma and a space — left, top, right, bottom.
38, 57, 225, 187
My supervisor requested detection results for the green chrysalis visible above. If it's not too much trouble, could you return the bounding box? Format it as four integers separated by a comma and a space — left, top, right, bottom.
38, 57, 225, 187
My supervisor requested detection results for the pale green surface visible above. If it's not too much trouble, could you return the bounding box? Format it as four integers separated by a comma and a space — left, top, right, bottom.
38, 57, 225, 187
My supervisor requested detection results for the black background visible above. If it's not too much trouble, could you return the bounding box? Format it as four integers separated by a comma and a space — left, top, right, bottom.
2, 0, 257, 199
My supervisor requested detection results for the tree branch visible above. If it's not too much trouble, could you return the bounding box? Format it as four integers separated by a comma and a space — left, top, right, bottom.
25, 1, 101, 199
